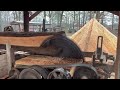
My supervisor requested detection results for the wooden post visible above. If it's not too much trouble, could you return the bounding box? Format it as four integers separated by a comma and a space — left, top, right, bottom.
23, 11, 29, 32
6, 44, 12, 73
115, 11, 120, 79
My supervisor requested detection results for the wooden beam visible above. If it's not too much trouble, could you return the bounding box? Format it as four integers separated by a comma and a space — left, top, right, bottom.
23, 11, 29, 32
6, 44, 12, 74
29, 11, 42, 21
115, 11, 120, 79
0, 35, 53, 47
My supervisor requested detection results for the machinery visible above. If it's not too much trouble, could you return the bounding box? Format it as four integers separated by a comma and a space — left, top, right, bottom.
0, 30, 101, 79
92, 36, 115, 65
0, 25, 114, 79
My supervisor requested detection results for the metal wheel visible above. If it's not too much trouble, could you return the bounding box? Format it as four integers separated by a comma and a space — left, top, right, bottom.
73, 66, 99, 79
19, 65, 49, 79
47, 68, 71, 79
30, 65, 49, 79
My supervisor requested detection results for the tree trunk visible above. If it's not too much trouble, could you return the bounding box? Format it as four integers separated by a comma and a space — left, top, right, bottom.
101, 11, 104, 25
94, 11, 100, 22
89, 11, 92, 20
78, 11, 81, 29
82, 11, 85, 26
48, 11, 52, 31
48, 11, 51, 24
18, 11, 21, 21
57, 11, 60, 26
44, 11, 46, 20
73, 11, 76, 29
59, 11, 64, 28
15, 11, 18, 20
13, 11, 16, 20
85, 11, 88, 24
112, 14, 114, 30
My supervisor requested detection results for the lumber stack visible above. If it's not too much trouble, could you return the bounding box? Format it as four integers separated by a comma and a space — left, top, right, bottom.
71, 18, 117, 56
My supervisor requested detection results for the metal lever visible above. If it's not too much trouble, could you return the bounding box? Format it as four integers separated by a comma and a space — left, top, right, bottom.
96, 36, 103, 59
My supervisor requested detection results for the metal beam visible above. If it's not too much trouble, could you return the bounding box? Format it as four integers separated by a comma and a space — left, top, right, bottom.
23, 11, 29, 32
115, 11, 120, 79
29, 11, 42, 21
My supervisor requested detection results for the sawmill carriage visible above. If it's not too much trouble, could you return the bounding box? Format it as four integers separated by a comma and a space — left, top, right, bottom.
0, 31, 101, 79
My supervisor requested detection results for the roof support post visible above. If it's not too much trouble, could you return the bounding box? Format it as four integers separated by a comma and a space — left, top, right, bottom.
115, 11, 120, 79
23, 11, 29, 32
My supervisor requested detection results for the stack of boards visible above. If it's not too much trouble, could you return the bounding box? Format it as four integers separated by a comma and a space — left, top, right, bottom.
70, 18, 117, 57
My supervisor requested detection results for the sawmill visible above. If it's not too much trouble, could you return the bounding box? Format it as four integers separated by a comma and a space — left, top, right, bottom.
0, 11, 119, 79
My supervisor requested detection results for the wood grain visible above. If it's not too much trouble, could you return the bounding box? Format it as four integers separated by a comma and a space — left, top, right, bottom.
15, 55, 82, 66
71, 18, 117, 56
0, 35, 53, 47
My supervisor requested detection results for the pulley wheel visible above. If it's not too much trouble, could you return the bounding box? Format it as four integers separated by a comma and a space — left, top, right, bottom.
47, 68, 71, 79
19, 65, 49, 79
73, 66, 98, 79
29, 65, 49, 79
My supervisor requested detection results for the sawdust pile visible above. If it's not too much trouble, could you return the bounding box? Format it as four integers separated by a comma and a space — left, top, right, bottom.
15, 55, 83, 66
70, 18, 117, 56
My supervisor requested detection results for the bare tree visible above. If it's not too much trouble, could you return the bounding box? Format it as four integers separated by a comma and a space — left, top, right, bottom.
101, 11, 104, 24
18, 11, 21, 21
78, 11, 81, 29
44, 11, 46, 20
82, 11, 85, 26
59, 11, 64, 28
73, 11, 76, 29
112, 13, 114, 30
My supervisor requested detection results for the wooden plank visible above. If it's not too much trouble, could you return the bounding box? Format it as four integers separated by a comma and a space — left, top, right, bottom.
0, 35, 53, 47
15, 55, 83, 66
6, 44, 12, 74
